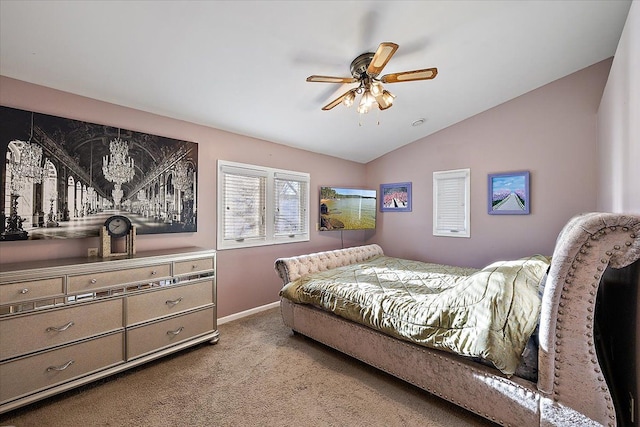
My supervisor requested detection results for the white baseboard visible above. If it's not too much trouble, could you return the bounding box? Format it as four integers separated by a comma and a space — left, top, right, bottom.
217, 301, 280, 325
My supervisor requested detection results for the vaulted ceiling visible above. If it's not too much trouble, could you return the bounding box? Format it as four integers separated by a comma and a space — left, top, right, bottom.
0, 1, 632, 163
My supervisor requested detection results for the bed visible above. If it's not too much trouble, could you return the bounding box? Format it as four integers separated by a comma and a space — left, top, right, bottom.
275, 212, 640, 427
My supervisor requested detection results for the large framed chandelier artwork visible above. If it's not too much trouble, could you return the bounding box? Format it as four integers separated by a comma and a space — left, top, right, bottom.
0, 106, 198, 241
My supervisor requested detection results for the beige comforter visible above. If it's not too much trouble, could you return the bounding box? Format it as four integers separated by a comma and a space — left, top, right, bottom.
280, 254, 550, 375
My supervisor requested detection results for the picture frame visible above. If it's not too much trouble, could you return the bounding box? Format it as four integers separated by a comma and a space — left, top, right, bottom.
487, 171, 530, 215
1, 106, 198, 241
380, 182, 412, 212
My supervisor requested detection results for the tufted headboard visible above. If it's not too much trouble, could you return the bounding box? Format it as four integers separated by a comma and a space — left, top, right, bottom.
274, 244, 384, 284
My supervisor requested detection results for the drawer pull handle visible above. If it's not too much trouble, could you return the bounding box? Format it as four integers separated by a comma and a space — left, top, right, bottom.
46, 321, 75, 332
20, 288, 29, 294
47, 360, 74, 372
151, 270, 157, 276
167, 326, 184, 336
90, 279, 97, 284
166, 297, 183, 307
192, 264, 197, 269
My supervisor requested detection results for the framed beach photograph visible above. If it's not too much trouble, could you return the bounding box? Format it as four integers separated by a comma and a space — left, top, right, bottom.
487, 171, 530, 215
380, 182, 412, 212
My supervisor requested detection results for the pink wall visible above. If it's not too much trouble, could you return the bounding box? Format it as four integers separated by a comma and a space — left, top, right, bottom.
0, 76, 368, 317
366, 59, 612, 268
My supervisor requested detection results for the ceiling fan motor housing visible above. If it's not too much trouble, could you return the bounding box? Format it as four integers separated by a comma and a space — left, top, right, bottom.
350, 53, 375, 79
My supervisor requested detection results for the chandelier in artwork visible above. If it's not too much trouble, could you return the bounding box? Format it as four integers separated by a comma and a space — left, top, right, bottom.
173, 160, 194, 200
102, 130, 135, 206
173, 160, 193, 192
102, 131, 135, 185
10, 113, 45, 193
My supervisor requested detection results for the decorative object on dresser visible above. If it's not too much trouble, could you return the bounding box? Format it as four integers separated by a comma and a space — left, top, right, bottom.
99, 215, 136, 258
0, 247, 217, 414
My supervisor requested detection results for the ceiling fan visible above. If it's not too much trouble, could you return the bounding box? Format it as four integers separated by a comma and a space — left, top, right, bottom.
306, 42, 438, 114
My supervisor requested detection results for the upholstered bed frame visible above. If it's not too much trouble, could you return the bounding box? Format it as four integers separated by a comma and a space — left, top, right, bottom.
275, 212, 640, 427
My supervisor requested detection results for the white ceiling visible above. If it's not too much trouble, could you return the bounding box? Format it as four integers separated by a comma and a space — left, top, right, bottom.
0, 1, 632, 164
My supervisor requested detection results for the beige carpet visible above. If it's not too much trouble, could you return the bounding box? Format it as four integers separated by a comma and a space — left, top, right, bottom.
0, 307, 496, 427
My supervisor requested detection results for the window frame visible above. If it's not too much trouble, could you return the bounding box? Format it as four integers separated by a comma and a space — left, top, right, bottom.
217, 160, 310, 250
432, 168, 471, 238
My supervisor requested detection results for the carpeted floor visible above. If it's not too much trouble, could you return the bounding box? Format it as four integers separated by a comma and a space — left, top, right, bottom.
0, 307, 497, 427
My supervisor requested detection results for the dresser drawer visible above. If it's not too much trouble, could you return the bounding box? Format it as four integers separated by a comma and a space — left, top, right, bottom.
0, 332, 124, 404
174, 257, 214, 276
127, 306, 214, 359
67, 264, 171, 293
0, 298, 123, 360
126, 280, 213, 326
0, 277, 64, 305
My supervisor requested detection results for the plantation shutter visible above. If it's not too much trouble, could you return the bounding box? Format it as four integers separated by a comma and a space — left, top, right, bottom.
274, 173, 309, 237
433, 169, 470, 237
221, 166, 267, 243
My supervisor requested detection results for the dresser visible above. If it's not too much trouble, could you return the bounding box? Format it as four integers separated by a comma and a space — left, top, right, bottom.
0, 247, 217, 414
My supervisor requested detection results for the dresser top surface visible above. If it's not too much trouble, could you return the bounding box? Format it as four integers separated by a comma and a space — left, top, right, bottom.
0, 247, 215, 278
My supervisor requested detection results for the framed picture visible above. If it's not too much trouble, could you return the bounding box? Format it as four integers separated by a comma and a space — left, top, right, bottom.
1, 106, 198, 241
380, 182, 412, 212
488, 171, 530, 215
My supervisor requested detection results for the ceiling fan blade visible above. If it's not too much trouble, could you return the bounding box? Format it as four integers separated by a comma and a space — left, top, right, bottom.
307, 75, 358, 84
366, 42, 399, 77
381, 68, 438, 83
322, 89, 354, 111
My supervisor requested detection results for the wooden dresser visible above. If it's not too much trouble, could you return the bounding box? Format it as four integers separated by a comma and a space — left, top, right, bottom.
0, 247, 217, 414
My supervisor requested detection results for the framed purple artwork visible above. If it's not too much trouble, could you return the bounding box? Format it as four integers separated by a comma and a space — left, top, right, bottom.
380, 182, 412, 212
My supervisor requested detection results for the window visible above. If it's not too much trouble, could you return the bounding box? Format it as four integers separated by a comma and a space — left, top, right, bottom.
217, 160, 309, 249
433, 168, 470, 238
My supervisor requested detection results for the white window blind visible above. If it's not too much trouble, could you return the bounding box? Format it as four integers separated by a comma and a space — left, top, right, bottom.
218, 161, 309, 249
222, 171, 266, 242
274, 174, 308, 237
433, 169, 470, 238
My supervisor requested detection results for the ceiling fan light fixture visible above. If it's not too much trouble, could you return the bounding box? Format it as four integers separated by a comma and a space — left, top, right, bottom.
370, 81, 384, 97
357, 89, 376, 114
376, 90, 395, 110
343, 90, 356, 107
381, 90, 395, 105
